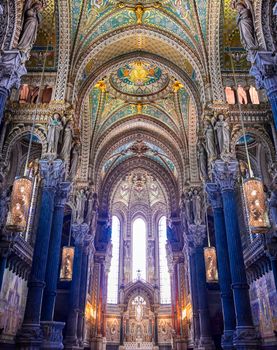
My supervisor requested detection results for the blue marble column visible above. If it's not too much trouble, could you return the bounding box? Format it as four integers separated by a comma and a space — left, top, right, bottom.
190, 224, 215, 350
206, 183, 236, 350
64, 223, 89, 349
41, 181, 71, 321
77, 242, 92, 346
213, 160, 260, 350
0, 51, 27, 125
250, 52, 277, 130
17, 159, 64, 349
189, 252, 200, 348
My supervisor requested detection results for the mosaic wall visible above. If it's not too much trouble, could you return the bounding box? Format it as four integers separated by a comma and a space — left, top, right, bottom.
250, 271, 277, 341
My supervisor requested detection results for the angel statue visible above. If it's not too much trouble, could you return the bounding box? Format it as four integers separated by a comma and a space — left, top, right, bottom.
46, 113, 63, 156
60, 121, 73, 160
232, 0, 259, 61
18, 0, 44, 56
214, 115, 230, 158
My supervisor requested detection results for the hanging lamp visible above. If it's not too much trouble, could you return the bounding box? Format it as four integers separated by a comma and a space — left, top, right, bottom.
60, 214, 75, 281
229, 49, 270, 233
203, 192, 218, 283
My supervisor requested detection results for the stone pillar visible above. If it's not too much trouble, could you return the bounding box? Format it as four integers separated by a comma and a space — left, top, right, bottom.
41, 182, 71, 321
206, 183, 236, 350
213, 160, 260, 350
189, 252, 200, 348
250, 52, 277, 129
64, 223, 89, 349
119, 312, 124, 346
0, 51, 27, 123
17, 159, 64, 349
190, 224, 215, 350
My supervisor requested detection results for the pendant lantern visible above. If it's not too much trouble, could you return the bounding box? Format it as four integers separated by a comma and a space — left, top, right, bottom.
243, 177, 270, 233
6, 176, 33, 232
204, 246, 218, 283
60, 246, 75, 281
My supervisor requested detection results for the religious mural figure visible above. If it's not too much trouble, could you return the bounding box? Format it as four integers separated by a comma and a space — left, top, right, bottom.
18, 0, 43, 56
46, 113, 63, 155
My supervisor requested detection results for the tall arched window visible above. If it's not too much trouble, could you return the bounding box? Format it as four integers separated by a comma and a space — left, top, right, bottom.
132, 218, 146, 280
107, 216, 120, 304
159, 216, 171, 304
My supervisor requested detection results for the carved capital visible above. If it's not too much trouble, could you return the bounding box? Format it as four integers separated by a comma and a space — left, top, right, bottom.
0, 50, 27, 92
54, 182, 71, 207
39, 159, 65, 190
212, 160, 239, 192
205, 182, 222, 209
188, 224, 206, 247
72, 223, 89, 246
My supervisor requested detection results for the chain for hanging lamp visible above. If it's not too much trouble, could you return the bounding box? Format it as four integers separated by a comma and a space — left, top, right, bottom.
229, 48, 270, 233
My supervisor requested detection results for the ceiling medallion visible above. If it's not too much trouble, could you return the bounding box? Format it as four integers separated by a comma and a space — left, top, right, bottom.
129, 139, 149, 156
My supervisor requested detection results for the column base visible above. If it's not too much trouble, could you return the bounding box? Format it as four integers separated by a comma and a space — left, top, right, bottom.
16, 323, 43, 350
198, 336, 215, 350
90, 335, 104, 350
221, 330, 235, 350
233, 326, 260, 350
40, 321, 65, 349
175, 336, 188, 350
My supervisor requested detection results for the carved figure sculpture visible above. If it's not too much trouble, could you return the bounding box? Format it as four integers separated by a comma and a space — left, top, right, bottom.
69, 142, 80, 179
18, 0, 43, 55
214, 115, 230, 157
197, 141, 208, 180
47, 113, 63, 155
184, 192, 193, 225
75, 189, 87, 224
204, 120, 217, 160
232, 0, 258, 60
86, 192, 98, 228
192, 189, 202, 225
60, 122, 73, 160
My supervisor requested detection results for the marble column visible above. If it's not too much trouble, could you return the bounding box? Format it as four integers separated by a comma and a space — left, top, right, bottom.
250, 52, 277, 129
17, 159, 64, 349
190, 224, 215, 350
206, 183, 236, 350
77, 243, 91, 347
41, 182, 71, 321
213, 160, 260, 350
0, 51, 27, 124
189, 252, 200, 348
64, 223, 89, 349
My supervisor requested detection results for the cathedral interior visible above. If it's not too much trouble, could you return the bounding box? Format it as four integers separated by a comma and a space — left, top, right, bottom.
0, 0, 277, 350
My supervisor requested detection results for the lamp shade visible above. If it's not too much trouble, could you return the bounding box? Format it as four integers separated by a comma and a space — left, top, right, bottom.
6, 177, 33, 232
243, 177, 270, 233
60, 246, 75, 281
204, 246, 218, 283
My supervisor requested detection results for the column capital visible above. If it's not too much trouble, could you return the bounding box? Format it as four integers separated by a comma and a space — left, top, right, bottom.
72, 223, 89, 246
54, 182, 71, 207
188, 224, 206, 248
39, 159, 65, 190
250, 51, 277, 92
212, 160, 239, 192
0, 50, 27, 92
205, 182, 222, 209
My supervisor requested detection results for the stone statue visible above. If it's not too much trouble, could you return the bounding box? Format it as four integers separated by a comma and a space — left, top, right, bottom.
75, 189, 87, 224
69, 142, 80, 179
184, 192, 193, 225
204, 120, 217, 160
124, 240, 130, 259
18, 0, 43, 55
192, 189, 202, 225
197, 141, 208, 180
232, 0, 258, 61
214, 115, 230, 158
46, 113, 63, 155
60, 122, 73, 160
85, 192, 98, 228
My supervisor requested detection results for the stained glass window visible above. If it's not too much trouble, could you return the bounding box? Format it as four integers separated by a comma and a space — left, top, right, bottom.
132, 218, 147, 280
107, 216, 120, 304
159, 216, 171, 304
